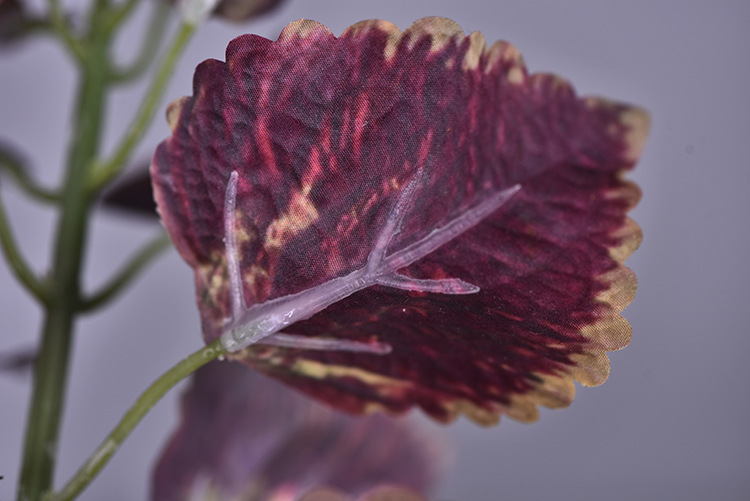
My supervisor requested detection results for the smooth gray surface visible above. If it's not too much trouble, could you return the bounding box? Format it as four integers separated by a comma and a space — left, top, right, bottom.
1, 1, 749, 500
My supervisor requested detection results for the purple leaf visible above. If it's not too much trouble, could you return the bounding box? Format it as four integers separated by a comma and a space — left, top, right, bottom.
0, 0, 30, 45
100, 166, 159, 218
151, 17, 649, 424
299, 486, 427, 501
151, 360, 445, 500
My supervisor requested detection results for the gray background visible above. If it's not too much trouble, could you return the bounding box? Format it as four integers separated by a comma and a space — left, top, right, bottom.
1, 0, 748, 499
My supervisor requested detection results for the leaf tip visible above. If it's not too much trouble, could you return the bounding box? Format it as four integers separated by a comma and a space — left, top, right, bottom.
279, 18, 335, 43
621, 106, 651, 165
485, 39, 526, 83
165, 96, 189, 132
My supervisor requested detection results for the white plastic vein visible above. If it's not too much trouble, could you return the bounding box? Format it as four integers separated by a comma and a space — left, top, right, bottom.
219, 169, 520, 353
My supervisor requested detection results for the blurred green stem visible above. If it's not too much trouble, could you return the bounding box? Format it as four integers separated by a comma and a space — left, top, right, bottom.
0, 145, 60, 203
14, 1, 201, 499
51, 339, 226, 501
46, 0, 85, 61
0, 190, 50, 303
89, 20, 197, 191
16, 8, 111, 500
102, 0, 143, 32
78, 232, 172, 312
112, 0, 173, 83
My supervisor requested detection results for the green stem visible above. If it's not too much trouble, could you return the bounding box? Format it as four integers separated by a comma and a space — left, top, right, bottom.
78, 232, 172, 312
46, 0, 85, 62
89, 21, 197, 191
101, 0, 142, 33
0, 144, 61, 203
111, 0, 173, 83
0, 191, 50, 303
16, 14, 111, 501
51, 339, 226, 501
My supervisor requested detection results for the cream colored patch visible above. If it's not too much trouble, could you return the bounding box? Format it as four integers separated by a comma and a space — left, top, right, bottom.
570, 351, 611, 387
343, 19, 402, 60
608, 217, 643, 262
265, 186, 318, 249
597, 265, 638, 312
462, 31, 486, 70
545, 73, 571, 91
281, 19, 333, 42
507, 66, 525, 85
201, 249, 230, 304
452, 400, 501, 426
604, 178, 642, 209
242, 264, 268, 285
203, 217, 253, 299
580, 314, 633, 351
582, 100, 650, 165
499, 372, 577, 424
485, 41, 525, 84
165, 96, 189, 132
361, 400, 397, 416
231, 220, 254, 249
503, 395, 540, 423
292, 358, 411, 388
208, 265, 226, 293
530, 374, 577, 409
404, 17, 465, 53
447, 371, 579, 426
242, 264, 271, 302
621, 107, 651, 163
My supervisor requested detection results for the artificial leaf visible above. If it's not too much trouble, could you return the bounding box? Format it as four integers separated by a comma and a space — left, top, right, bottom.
299, 486, 426, 501
152, 360, 444, 501
0, 0, 26, 43
0, 0, 46, 46
101, 166, 159, 218
0, 346, 35, 375
151, 17, 649, 424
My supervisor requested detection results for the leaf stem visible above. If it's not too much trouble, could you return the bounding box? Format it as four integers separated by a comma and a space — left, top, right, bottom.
0, 143, 61, 203
45, 0, 85, 62
0, 189, 50, 303
101, 0, 143, 33
89, 20, 197, 191
78, 232, 172, 312
51, 339, 226, 501
111, 0, 173, 83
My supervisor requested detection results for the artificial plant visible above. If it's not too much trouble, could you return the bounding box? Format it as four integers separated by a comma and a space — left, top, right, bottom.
0, 0, 649, 499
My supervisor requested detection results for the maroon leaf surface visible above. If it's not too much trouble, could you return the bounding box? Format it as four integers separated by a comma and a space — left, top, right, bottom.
0, 0, 27, 43
101, 166, 159, 218
299, 486, 427, 501
152, 360, 444, 501
151, 17, 649, 424
0, 346, 35, 375
0, 0, 46, 46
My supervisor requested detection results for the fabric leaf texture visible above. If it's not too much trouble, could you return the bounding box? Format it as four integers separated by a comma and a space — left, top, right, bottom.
151, 17, 649, 424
